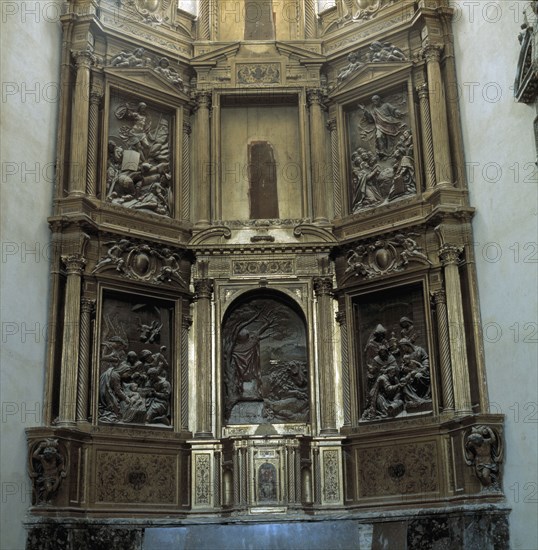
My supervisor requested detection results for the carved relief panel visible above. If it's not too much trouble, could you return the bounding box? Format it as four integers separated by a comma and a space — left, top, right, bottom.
345, 87, 418, 213
105, 92, 174, 217
352, 283, 434, 422
222, 293, 309, 425
97, 290, 174, 427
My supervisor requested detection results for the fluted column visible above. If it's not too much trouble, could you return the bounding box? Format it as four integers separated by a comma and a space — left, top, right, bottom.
314, 276, 337, 433
58, 254, 86, 425
422, 44, 452, 185
307, 89, 329, 223
304, 0, 316, 38
181, 313, 193, 431
432, 289, 455, 412
194, 277, 214, 436
439, 245, 472, 415
327, 118, 342, 218
86, 88, 102, 196
76, 298, 95, 422
193, 92, 212, 227
198, 0, 211, 39
181, 120, 192, 220
417, 84, 436, 189
69, 50, 95, 195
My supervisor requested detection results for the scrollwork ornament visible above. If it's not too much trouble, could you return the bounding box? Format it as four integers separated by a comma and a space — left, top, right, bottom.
464, 425, 503, 491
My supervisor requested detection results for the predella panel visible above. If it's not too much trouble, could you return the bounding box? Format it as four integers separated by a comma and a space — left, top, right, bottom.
223, 294, 309, 425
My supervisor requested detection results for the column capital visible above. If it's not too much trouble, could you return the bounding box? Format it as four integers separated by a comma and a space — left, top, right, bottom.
421, 43, 444, 64
72, 49, 96, 69
313, 276, 333, 297
193, 91, 212, 110
62, 254, 86, 275
183, 121, 192, 135
194, 278, 214, 300
89, 90, 102, 105
416, 83, 429, 99
326, 118, 337, 132
81, 298, 96, 313
439, 244, 463, 266
432, 289, 447, 305
306, 88, 327, 109
182, 314, 193, 329
335, 310, 346, 326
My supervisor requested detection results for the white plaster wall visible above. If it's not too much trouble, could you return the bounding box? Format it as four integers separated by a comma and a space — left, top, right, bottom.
452, 2, 538, 548
0, 2, 62, 548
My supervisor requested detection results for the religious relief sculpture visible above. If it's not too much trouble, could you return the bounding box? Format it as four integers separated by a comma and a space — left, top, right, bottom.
106, 95, 173, 216
98, 295, 173, 426
28, 439, 67, 505
345, 232, 430, 279
222, 296, 309, 425
360, 316, 432, 421
347, 93, 417, 212
464, 426, 504, 491
92, 238, 188, 288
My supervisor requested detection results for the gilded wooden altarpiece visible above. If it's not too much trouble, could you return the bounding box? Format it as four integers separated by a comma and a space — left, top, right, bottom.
25, 0, 509, 547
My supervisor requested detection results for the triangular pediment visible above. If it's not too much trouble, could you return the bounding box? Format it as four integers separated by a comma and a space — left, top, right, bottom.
105, 67, 190, 101
275, 42, 325, 64
330, 61, 412, 99
191, 43, 242, 66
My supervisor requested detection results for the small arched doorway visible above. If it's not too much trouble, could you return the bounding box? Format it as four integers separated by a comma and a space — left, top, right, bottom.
221, 290, 309, 425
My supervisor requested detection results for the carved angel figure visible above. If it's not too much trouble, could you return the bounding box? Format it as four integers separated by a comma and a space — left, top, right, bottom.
464, 426, 503, 490
367, 41, 407, 62
154, 57, 184, 89
337, 52, 363, 83
110, 48, 146, 68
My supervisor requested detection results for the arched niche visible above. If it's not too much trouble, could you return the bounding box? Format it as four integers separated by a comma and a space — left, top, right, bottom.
222, 290, 309, 425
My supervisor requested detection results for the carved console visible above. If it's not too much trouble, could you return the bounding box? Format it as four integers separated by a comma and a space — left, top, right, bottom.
26, 0, 508, 547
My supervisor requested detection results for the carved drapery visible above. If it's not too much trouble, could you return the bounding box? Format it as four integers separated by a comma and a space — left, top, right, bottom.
439, 244, 471, 415
194, 277, 214, 436
69, 50, 95, 195
422, 44, 452, 185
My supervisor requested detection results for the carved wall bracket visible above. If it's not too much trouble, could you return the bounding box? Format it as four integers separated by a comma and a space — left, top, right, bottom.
464, 425, 504, 492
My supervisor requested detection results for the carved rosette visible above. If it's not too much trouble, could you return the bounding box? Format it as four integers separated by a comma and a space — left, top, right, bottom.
463, 425, 504, 492
92, 239, 188, 288
345, 233, 431, 280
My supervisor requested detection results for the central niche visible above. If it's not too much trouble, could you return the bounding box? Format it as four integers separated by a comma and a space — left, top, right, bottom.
222, 292, 308, 425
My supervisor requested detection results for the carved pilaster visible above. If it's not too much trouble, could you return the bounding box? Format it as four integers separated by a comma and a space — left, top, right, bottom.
432, 289, 455, 412
304, 0, 316, 38
193, 92, 212, 228
439, 244, 472, 415
198, 0, 211, 40
181, 120, 192, 220
76, 298, 95, 422
336, 307, 351, 427
181, 313, 193, 432
417, 84, 436, 188
314, 276, 337, 433
194, 277, 214, 436
58, 254, 86, 425
421, 44, 453, 185
69, 50, 95, 195
86, 89, 102, 196
327, 118, 342, 218
307, 89, 329, 224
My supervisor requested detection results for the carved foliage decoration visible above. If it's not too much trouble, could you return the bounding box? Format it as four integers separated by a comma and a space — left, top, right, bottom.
106, 93, 173, 217
194, 454, 211, 506
345, 232, 430, 280
222, 294, 309, 425
98, 292, 173, 427
93, 238, 188, 288
338, 0, 392, 23
28, 439, 67, 505
464, 425, 504, 491
96, 451, 176, 503
347, 92, 417, 212
322, 449, 341, 503
124, 0, 172, 25
236, 63, 280, 85
357, 442, 438, 497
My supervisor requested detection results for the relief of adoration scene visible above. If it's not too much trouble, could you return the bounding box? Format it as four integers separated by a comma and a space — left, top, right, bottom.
222, 295, 309, 425
106, 93, 173, 217
355, 285, 432, 421
346, 92, 417, 213
98, 292, 173, 426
